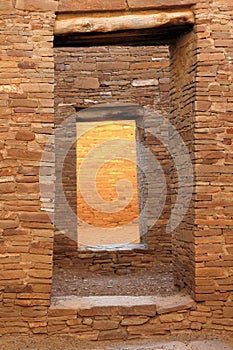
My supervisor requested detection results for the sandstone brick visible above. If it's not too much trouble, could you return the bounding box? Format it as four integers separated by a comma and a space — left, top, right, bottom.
212, 318, 233, 326
190, 322, 202, 330
20, 83, 54, 93
127, 0, 195, 9
121, 316, 149, 326
21, 253, 52, 264
15, 0, 58, 11
172, 319, 192, 331
47, 324, 67, 334
66, 319, 86, 327
17, 293, 50, 300
7, 149, 42, 161
19, 212, 50, 223
198, 52, 225, 61
58, 0, 126, 12
223, 307, 233, 318
196, 244, 224, 255
18, 62, 36, 69
195, 285, 215, 294
48, 309, 77, 318
93, 319, 119, 330
32, 284, 51, 293
159, 313, 185, 323
21, 222, 53, 229
17, 183, 39, 194
74, 78, 100, 90
29, 321, 47, 329
0, 183, 15, 194
196, 267, 228, 278
0, 220, 18, 230
15, 131, 35, 141
156, 295, 195, 314
13, 114, 54, 123
0, 0, 14, 13
131, 61, 168, 70
189, 315, 207, 323
195, 101, 211, 111
82, 318, 93, 326
119, 304, 156, 316
27, 270, 52, 279
0, 270, 26, 280
98, 328, 127, 341
11, 100, 38, 108
127, 322, 169, 336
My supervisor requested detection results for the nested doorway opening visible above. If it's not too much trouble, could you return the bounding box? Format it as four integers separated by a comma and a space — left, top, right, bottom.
53, 41, 172, 253
52, 16, 195, 298
52, 40, 176, 298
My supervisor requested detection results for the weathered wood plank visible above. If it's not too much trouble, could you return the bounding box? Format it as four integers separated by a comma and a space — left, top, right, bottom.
54, 10, 194, 35
76, 104, 144, 122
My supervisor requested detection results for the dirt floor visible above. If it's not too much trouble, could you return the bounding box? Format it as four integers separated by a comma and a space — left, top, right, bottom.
0, 336, 232, 350
52, 263, 177, 297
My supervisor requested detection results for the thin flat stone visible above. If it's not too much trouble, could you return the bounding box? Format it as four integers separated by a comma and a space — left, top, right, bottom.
155, 293, 195, 314
50, 295, 157, 309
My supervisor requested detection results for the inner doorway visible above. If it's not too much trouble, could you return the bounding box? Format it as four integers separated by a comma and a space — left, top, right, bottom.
52, 41, 175, 298
76, 119, 140, 248
54, 43, 171, 250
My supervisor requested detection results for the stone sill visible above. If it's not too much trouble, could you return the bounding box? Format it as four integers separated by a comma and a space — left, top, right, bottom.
50, 293, 195, 316
78, 243, 147, 252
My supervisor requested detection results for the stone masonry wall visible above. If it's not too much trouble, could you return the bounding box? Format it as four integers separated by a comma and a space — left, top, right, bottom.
170, 30, 196, 295
193, 0, 233, 328
170, 0, 233, 333
0, 0, 232, 340
46, 294, 231, 342
0, 0, 56, 335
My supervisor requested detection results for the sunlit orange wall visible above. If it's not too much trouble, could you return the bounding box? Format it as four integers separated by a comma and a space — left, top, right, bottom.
76, 121, 139, 229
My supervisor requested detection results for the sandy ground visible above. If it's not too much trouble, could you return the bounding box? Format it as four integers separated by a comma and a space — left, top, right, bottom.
52, 263, 177, 297
0, 337, 232, 350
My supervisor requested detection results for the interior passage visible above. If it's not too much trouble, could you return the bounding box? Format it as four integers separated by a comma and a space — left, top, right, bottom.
76, 120, 140, 247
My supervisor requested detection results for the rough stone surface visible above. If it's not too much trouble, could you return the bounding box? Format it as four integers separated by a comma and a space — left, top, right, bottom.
15, 0, 58, 11
58, 0, 127, 12
127, 0, 195, 9
0, 0, 232, 342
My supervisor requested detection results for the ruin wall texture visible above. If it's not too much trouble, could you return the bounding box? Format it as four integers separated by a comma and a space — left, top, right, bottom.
0, 0, 232, 340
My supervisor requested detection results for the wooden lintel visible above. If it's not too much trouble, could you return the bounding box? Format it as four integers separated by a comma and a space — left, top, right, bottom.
54, 10, 195, 35
76, 104, 144, 122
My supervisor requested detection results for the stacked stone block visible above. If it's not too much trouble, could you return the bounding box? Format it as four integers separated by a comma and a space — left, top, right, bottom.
0, 0, 232, 340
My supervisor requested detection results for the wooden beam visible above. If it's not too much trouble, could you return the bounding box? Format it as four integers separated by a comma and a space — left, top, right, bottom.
76, 104, 144, 122
54, 10, 195, 35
